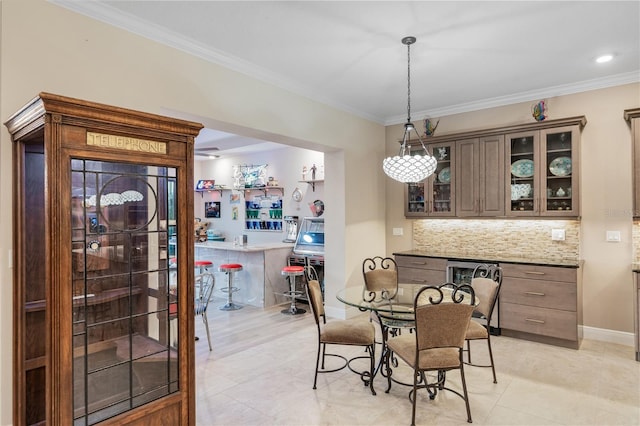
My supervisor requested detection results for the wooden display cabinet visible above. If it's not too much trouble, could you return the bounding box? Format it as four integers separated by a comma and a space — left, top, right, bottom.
5, 93, 202, 425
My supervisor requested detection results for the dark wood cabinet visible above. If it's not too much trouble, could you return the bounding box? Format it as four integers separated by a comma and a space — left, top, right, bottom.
5, 93, 202, 425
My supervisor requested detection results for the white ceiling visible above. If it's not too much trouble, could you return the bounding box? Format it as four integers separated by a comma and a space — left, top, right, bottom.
53, 1, 640, 156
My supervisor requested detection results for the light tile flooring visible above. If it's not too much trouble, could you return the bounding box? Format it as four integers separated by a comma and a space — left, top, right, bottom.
195, 298, 640, 425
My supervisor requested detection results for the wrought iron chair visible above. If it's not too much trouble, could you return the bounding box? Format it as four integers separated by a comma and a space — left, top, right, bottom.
305, 278, 377, 395
385, 284, 476, 425
195, 272, 216, 351
465, 264, 503, 383
362, 256, 414, 341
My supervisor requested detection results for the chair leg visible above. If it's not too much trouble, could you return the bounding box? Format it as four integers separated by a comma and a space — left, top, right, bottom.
466, 339, 472, 363
313, 342, 321, 390
460, 364, 472, 423
320, 343, 327, 369
202, 312, 212, 351
367, 343, 376, 395
487, 335, 497, 383
411, 368, 418, 426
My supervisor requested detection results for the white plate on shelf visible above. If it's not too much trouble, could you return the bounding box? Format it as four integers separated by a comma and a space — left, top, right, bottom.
549, 156, 572, 176
511, 159, 534, 178
438, 167, 451, 183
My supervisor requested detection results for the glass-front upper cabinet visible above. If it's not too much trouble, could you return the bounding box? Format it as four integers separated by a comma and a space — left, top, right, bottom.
405, 141, 456, 217
506, 125, 580, 217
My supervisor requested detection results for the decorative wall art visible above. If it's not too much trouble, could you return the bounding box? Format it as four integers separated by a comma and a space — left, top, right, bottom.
205, 201, 221, 218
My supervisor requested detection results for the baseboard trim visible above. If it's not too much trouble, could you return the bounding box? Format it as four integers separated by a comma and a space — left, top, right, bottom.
580, 325, 634, 347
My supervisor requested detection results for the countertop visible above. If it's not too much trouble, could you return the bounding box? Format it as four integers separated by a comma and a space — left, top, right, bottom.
194, 241, 294, 252
394, 249, 581, 268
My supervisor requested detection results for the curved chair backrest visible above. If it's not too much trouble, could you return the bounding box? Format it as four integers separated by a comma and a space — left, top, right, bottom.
306, 279, 325, 326
362, 256, 398, 300
304, 264, 319, 282
471, 264, 503, 320
195, 273, 215, 315
413, 284, 475, 351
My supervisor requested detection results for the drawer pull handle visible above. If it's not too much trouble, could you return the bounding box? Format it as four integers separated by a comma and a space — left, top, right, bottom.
410, 262, 427, 266
411, 279, 427, 283
524, 291, 545, 296
524, 271, 546, 275
525, 318, 545, 324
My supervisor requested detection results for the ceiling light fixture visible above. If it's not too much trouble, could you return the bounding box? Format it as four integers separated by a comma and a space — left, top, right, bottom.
383, 36, 437, 184
596, 54, 613, 63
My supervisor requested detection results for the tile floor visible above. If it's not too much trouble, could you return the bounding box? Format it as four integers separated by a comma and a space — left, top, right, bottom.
195, 301, 640, 426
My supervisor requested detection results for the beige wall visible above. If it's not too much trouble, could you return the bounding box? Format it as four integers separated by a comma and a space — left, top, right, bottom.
385, 83, 640, 337
0, 1, 386, 423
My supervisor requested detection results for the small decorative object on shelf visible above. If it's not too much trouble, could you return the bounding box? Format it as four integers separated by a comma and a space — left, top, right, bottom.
532, 100, 547, 122
424, 118, 440, 136
311, 163, 317, 180
196, 179, 216, 190
302, 165, 307, 180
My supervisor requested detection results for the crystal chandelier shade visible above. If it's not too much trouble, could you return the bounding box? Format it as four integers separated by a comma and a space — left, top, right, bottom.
383, 36, 437, 184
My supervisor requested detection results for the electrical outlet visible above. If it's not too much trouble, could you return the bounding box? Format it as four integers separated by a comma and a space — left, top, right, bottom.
551, 229, 565, 241
392, 227, 403, 236
397, 287, 404, 296
606, 230, 621, 242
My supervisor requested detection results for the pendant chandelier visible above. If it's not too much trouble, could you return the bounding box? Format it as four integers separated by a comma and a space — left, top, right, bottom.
383, 36, 437, 183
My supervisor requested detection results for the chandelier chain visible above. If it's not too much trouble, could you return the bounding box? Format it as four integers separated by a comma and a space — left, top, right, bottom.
407, 41, 411, 123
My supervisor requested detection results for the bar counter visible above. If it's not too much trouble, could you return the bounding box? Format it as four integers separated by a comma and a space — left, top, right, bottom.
194, 241, 294, 308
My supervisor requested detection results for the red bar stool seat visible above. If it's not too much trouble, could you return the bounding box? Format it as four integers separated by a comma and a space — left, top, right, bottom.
194, 259, 213, 274
218, 263, 243, 311
281, 265, 306, 315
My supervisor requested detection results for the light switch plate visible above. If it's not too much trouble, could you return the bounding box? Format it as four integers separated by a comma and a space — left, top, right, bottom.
606, 230, 621, 242
392, 227, 403, 236
551, 229, 565, 241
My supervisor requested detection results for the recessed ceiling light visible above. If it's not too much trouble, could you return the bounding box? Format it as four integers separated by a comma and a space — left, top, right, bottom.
596, 54, 613, 64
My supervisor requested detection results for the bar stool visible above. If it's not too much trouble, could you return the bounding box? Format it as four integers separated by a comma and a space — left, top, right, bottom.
194, 259, 213, 274
281, 265, 306, 315
218, 263, 243, 311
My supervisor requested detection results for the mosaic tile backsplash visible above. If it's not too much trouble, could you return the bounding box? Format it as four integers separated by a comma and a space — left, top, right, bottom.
413, 219, 580, 262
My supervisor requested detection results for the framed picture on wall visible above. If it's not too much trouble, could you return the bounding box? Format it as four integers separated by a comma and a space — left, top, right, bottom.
205, 201, 220, 218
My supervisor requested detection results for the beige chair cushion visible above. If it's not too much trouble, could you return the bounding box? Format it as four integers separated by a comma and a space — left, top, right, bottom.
364, 269, 397, 292
466, 319, 489, 340
321, 320, 375, 345
470, 277, 498, 318
387, 334, 461, 370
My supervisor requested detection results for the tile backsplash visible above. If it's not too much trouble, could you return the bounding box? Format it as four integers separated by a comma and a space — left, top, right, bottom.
413, 219, 580, 262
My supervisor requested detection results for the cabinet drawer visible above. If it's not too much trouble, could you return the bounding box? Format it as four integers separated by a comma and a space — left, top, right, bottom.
501, 277, 576, 311
501, 302, 577, 341
395, 256, 447, 271
398, 268, 446, 286
500, 263, 577, 283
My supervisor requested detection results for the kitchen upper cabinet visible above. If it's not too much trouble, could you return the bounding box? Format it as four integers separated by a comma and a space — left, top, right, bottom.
405, 141, 456, 217
402, 116, 585, 219
506, 125, 581, 217
456, 135, 505, 217
625, 108, 640, 217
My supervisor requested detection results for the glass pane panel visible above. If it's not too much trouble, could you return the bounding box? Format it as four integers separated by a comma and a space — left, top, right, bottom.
509, 135, 535, 212
545, 131, 573, 212
71, 158, 178, 425
433, 145, 452, 213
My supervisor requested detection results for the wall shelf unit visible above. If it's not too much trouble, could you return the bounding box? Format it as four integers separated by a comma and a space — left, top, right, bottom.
298, 179, 324, 191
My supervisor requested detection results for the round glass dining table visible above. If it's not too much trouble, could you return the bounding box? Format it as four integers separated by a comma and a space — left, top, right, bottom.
336, 284, 479, 324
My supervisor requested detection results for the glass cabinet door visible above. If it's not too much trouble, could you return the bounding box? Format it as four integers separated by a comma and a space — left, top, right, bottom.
405, 142, 455, 217
71, 159, 178, 425
506, 132, 539, 216
429, 143, 455, 216
541, 126, 578, 216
